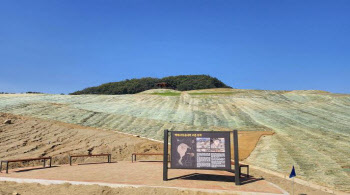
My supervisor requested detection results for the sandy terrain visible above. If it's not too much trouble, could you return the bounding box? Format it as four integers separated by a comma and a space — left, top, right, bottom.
0, 113, 164, 168
0, 181, 233, 195
0, 162, 286, 194
0, 164, 335, 195
0, 180, 333, 195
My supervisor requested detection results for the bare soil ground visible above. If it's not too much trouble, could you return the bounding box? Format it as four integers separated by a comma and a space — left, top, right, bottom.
0, 165, 335, 195
0, 162, 285, 194
0, 113, 164, 168
0, 181, 232, 195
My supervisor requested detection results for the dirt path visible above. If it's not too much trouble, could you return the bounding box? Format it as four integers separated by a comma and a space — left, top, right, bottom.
0, 162, 286, 194
0, 181, 236, 195
0, 165, 336, 195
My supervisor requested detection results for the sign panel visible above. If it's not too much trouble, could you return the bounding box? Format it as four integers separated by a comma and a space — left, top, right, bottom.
170, 131, 231, 170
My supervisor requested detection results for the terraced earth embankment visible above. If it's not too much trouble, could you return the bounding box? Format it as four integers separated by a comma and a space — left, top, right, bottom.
0, 88, 349, 192
0, 112, 270, 166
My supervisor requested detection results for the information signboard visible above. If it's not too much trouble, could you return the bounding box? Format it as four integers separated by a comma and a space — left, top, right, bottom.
170, 131, 231, 170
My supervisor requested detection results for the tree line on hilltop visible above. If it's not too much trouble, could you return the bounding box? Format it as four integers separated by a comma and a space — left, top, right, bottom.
70, 75, 231, 95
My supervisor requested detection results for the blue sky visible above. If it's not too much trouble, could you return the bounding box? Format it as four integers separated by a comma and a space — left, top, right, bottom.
0, 0, 349, 94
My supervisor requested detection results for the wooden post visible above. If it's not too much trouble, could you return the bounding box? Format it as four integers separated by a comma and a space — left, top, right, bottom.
6, 162, 9, 174
234, 130, 240, 185
163, 129, 169, 181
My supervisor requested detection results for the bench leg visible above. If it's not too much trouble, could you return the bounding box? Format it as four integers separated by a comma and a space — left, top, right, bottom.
0, 161, 2, 173
247, 166, 249, 178
50, 158, 52, 167
43, 159, 46, 168
6, 162, 9, 174
70, 157, 72, 166
132, 154, 134, 163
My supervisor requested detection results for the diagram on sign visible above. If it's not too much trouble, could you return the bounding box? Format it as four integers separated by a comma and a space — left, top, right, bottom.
174, 138, 196, 167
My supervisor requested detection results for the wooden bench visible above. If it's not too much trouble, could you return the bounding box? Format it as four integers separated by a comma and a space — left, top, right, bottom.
0, 157, 52, 174
231, 161, 249, 178
131, 153, 169, 163
69, 154, 111, 165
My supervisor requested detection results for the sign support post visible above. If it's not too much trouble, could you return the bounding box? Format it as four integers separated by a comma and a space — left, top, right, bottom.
233, 130, 240, 185
163, 129, 169, 181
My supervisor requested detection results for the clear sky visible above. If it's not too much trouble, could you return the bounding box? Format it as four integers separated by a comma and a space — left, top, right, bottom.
0, 0, 349, 94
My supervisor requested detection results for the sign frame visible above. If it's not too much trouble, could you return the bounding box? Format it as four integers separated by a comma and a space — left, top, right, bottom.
163, 129, 241, 185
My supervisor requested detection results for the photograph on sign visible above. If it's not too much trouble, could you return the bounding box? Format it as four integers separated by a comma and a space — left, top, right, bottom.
171, 131, 231, 170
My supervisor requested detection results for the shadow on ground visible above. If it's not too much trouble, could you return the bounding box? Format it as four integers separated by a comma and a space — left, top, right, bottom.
76, 162, 118, 166
170, 173, 263, 185
14, 166, 60, 173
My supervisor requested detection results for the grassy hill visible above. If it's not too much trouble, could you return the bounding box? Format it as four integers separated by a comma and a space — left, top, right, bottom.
0, 89, 349, 192
70, 75, 231, 95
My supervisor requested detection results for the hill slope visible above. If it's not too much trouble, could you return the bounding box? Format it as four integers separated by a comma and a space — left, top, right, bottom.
0, 113, 270, 166
0, 113, 164, 166
70, 75, 231, 95
0, 89, 349, 192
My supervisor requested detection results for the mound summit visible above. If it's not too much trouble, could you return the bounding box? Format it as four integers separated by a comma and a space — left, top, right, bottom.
71, 75, 231, 95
